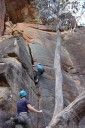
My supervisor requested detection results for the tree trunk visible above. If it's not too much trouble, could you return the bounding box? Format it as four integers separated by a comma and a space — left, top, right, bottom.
47, 26, 63, 127
46, 91, 85, 128
54, 29, 63, 114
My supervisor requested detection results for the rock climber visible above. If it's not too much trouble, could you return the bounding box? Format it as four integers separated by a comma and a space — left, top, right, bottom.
16, 90, 42, 128
33, 63, 45, 83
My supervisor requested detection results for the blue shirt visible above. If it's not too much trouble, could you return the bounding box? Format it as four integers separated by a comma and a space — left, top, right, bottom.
17, 99, 30, 114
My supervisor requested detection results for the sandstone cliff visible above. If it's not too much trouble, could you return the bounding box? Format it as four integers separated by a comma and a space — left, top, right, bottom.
0, 0, 85, 128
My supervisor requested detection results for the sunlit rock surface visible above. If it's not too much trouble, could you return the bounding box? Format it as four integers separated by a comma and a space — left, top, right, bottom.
0, 21, 85, 127
5, 0, 38, 23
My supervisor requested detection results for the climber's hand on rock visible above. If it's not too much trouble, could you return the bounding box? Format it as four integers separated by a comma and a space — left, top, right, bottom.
39, 110, 42, 113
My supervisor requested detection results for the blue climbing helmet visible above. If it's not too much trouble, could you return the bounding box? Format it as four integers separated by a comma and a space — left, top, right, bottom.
35, 64, 45, 76
19, 90, 27, 98
35, 64, 44, 70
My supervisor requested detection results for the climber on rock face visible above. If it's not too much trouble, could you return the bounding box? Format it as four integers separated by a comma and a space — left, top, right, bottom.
33, 63, 45, 83
16, 90, 42, 127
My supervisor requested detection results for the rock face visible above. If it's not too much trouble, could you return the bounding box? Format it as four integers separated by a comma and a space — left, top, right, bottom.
0, 1, 85, 127
0, 21, 84, 127
11, 23, 80, 127
5, 0, 38, 23
13, 23, 79, 124
0, 36, 38, 127
0, 0, 6, 35
62, 28, 85, 91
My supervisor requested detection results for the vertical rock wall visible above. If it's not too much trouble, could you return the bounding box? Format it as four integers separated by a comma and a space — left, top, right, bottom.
0, 36, 39, 128
0, 0, 6, 36
5, 0, 38, 23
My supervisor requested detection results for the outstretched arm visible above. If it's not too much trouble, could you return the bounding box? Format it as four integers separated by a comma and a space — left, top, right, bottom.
27, 104, 42, 113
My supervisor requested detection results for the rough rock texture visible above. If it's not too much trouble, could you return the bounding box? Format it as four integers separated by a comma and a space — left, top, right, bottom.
0, 22, 84, 127
5, 0, 38, 23
10, 23, 80, 127
0, 36, 38, 128
0, 0, 6, 36
62, 28, 85, 91
29, 40, 55, 127
0, 0, 85, 127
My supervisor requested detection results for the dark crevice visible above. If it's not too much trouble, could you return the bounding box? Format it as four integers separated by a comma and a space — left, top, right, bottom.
7, 53, 17, 58
0, 73, 10, 87
35, 28, 56, 32
28, 26, 56, 32
27, 45, 41, 98
27, 44, 34, 64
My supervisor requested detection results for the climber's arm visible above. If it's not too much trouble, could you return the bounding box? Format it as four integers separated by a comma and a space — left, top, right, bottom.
27, 104, 42, 113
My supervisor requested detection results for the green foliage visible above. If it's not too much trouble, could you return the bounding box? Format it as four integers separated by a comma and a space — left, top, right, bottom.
35, 0, 76, 31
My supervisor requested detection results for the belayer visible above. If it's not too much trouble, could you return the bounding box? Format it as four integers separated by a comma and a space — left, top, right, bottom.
15, 90, 42, 128
33, 63, 45, 83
